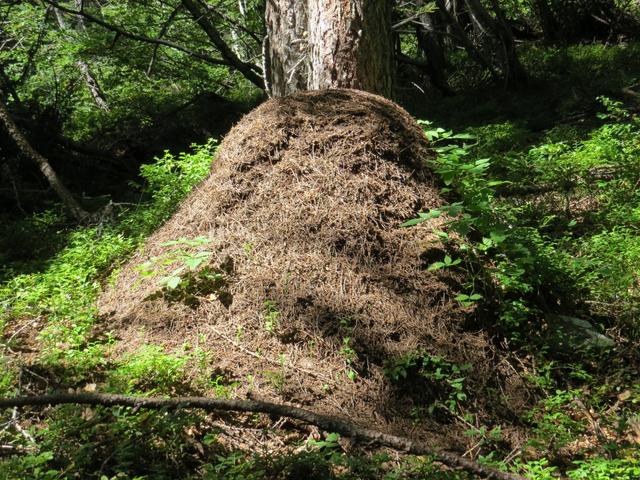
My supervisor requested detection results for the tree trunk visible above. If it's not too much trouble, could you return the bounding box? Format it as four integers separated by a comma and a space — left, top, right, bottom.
434, 0, 496, 76
76, 60, 110, 111
0, 100, 89, 220
415, 1, 453, 95
465, 0, 526, 87
53, 5, 110, 111
486, 0, 527, 86
307, 0, 393, 96
265, 0, 393, 98
0, 392, 526, 480
532, 0, 560, 42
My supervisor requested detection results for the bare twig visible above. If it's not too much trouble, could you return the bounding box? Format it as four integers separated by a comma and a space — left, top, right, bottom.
208, 326, 337, 385
0, 444, 36, 455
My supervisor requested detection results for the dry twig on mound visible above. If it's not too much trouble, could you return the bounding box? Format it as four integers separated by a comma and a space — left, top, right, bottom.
0, 393, 524, 480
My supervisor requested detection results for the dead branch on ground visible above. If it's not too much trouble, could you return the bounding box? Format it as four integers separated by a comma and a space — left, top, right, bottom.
0, 392, 525, 480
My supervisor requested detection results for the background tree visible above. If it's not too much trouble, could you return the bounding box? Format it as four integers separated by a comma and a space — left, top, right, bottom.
1, 0, 639, 210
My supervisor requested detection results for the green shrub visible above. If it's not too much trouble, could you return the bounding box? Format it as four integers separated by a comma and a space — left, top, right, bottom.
0, 140, 216, 478
109, 345, 189, 394
0, 140, 215, 378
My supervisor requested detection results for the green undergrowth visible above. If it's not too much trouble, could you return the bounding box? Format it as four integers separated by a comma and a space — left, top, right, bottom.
420, 42, 640, 131
403, 94, 640, 477
0, 141, 219, 478
0, 143, 214, 374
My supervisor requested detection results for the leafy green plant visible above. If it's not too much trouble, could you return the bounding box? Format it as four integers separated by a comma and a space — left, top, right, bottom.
109, 344, 189, 394
124, 140, 216, 236
511, 458, 558, 480
567, 458, 640, 480
525, 389, 587, 452
307, 432, 341, 452
454, 293, 483, 307
0, 140, 215, 380
147, 236, 214, 289
428, 254, 463, 272
385, 351, 471, 413
463, 423, 504, 456
136, 236, 235, 308
262, 300, 280, 334
340, 336, 358, 381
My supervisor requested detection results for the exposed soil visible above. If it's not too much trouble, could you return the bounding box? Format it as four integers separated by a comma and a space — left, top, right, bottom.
99, 89, 529, 449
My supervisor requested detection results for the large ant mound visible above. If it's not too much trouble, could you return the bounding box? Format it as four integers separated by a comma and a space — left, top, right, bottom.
99, 90, 526, 446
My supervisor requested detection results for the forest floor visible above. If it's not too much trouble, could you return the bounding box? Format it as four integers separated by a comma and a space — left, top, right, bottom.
1, 43, 640, 479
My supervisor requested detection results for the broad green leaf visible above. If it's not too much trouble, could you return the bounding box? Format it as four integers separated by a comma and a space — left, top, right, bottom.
164, 276, 181, 289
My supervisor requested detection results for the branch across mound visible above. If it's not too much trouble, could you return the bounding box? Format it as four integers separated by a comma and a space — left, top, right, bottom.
99, 89, 527, 447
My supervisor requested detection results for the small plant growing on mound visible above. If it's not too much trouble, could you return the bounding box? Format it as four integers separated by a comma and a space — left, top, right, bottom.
262, 300, 280, 334
136, 236, 233, 308
109, 344, 189, 394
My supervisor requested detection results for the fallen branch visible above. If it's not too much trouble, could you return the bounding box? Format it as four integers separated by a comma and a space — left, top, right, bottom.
0, 444, 36, 455
0, 393, 524, 480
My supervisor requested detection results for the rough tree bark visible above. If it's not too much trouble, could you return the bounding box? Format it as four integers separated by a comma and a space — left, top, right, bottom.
265, 0, 393, 98
263, 0, 309, 97
0, 99, 89, 220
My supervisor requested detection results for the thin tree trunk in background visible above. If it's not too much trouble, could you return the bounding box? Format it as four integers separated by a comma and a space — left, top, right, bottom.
228, 0, 249, 61
532, 0, 560, 42
74, 0, 87, 28
434, 0, 496, 76
0, 100, 89, 220
265, 0, 393, 98
465, 0, 526, 86
487, 0, 527, 85
54, 5, 110, 111
76, 60, 110, 111
415, 1, 453, 95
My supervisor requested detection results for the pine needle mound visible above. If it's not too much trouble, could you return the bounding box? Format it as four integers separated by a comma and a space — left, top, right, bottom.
99, 90, 525, 444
